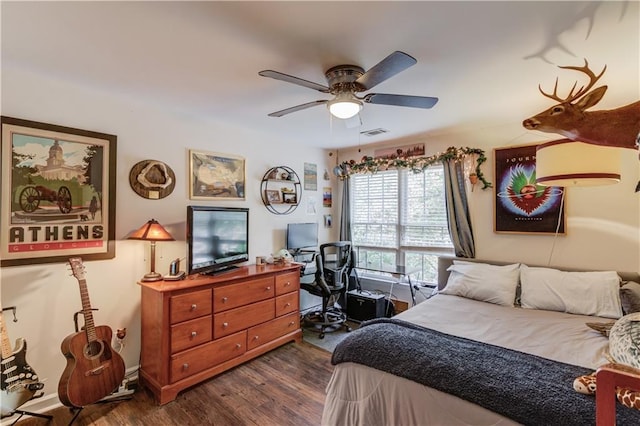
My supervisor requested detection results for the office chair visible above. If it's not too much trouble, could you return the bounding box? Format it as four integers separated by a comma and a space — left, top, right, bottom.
300, 241, 352, 339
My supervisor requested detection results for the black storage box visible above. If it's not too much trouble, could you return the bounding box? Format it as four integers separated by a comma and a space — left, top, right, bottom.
347, 290, 386, 322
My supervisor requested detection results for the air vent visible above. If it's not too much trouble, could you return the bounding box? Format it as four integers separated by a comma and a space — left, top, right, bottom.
360, 128, 389, 137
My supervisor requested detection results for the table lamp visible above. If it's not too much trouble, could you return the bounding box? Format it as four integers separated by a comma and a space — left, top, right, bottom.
128, 218, 175, 282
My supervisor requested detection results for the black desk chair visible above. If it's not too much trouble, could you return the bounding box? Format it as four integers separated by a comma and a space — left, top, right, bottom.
300, 241, 352, 339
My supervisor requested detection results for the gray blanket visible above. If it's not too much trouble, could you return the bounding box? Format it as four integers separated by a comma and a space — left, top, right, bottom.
332, 318, 640, 426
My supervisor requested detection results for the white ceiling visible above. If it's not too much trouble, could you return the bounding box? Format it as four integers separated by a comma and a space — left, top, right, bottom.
2, 1, 638, 150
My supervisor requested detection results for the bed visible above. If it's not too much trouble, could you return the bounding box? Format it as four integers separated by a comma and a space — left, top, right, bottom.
322, 256, 640, 426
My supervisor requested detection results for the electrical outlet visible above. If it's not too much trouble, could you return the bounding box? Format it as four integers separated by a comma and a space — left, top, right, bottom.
116, 328, 127, 339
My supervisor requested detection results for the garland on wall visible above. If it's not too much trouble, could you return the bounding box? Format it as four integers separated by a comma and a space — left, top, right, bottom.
336, 146, 492, 190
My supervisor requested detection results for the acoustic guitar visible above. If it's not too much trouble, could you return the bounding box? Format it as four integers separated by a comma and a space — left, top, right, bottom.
0, 309, 43, 417
58, 257, 125, 408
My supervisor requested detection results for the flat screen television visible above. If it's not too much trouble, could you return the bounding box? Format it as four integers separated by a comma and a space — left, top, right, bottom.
187, 206, 249, 275
286, 222, 318, 254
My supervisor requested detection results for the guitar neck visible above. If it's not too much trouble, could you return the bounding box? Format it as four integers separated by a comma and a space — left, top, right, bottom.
77, 278, 97, 342
0, 313, 13, 359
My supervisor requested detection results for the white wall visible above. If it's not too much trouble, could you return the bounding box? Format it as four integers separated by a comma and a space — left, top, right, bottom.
0, 66, 338, 414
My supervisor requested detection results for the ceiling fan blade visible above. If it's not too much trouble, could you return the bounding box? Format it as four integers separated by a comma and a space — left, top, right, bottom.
364, 93, 439, 109
267, 100, 328, 117
259, 70, 330, 93
355, 51, 417, 90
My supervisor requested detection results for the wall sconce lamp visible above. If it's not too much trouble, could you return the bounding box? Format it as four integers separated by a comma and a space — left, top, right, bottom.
328, 93, 362, 119
127, 219, 175, 282
535, 139, 621, 187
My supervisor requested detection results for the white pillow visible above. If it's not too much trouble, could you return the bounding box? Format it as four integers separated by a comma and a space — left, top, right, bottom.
520, 264, 622, 318
440, 262, 520, 306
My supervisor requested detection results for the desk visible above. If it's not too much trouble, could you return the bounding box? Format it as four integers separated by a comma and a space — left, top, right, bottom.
292, 251, 318, 280
353, 265, 420, 306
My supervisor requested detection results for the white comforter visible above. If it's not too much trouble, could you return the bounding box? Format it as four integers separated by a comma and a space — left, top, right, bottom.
322, 294, 611, 426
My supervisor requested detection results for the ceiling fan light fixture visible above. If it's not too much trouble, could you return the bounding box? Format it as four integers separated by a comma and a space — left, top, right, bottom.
328, 95, 362, 119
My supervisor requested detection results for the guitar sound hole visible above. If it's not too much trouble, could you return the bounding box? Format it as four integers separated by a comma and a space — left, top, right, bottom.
84, 340, 104, 359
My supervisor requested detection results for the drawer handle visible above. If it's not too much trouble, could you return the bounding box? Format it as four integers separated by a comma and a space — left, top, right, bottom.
223, 322, 229, 328
182, 363, 189, 371
235, 343, 242, 349
190, 304, 197, 311
252, 335, 259, 341
289, 321, 295, 326
191, 331, 197, 338
222, 297, 228, 303
266, 286, 271, 291
285, 302, 291, 307
285, 281, 291, 286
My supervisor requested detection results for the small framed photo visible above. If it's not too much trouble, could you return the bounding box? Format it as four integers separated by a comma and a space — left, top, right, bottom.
282, 192, 297, 204
324, 214, 332, 228
265, 189, 281, 204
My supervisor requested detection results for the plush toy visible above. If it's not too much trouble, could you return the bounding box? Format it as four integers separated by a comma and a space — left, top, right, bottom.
573, 313, 640, 409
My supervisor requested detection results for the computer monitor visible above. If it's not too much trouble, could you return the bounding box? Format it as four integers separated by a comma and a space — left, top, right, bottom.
286, 222, 318, 254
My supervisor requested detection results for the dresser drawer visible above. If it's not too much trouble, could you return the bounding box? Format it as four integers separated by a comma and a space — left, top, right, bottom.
170, 289, 212, 324
275, 271, 300, 296
214, 277, 275, 312
170, 315, 212, 354
170, 331, 246, 383
214, 299, 274, 339
275, 292, 299, 317
247, 312, 300, 350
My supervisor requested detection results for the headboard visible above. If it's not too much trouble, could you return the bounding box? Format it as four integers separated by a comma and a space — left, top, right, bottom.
437, 256, 640, 290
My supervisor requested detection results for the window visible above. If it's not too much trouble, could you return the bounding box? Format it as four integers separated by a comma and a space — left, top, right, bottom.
351, 165, 453, 285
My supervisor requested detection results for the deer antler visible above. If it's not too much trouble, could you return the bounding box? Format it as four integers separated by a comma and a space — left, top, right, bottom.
538, 59, 607, 103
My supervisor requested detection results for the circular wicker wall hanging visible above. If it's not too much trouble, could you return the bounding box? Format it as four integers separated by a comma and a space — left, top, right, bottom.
129, 160, 176, 200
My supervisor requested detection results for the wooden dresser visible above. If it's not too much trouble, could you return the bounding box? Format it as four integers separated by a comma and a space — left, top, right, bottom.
138, 264, 302, 404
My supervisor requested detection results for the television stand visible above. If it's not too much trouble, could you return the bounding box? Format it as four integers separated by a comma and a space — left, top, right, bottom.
138, 263, 303, 404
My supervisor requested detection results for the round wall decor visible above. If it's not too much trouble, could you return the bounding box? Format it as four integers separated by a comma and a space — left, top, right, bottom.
129, 160, 176, 200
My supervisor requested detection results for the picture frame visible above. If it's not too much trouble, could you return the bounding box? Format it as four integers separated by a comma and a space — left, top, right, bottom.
323, 187, 332, 208
324, 214, 332, 228
265, 189, 281, 204
494, 143, 565, 234
374, 143, 425, 160
189, 150, 245, 200
1, 116, 117, 266
282, 192, 297, 204
304, 162, 317, 190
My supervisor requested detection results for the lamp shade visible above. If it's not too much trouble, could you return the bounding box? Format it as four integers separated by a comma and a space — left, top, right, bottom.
328, 94, 362, 119
127, 219, 175, 241
535, 139, 621, 187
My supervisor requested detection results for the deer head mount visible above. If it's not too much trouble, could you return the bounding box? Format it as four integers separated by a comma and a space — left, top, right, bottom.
523, 59, 640, 150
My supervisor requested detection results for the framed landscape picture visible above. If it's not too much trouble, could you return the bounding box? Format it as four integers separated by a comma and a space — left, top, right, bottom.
1, 116, 117, 266
189, 150, 245, 200
494, 144, 565, 234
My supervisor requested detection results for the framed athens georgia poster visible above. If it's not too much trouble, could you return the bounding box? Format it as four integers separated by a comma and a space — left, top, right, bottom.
1, 116, 117, 266
494, 143, 565, 235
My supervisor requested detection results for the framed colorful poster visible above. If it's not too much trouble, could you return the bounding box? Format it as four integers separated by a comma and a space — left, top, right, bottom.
323, 187, 332, 208
189, 150, 245, 200
1, 116, 117, 266
494, 144, 565, 234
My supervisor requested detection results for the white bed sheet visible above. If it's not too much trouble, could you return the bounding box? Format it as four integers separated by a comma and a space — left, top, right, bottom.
322, 294, 611, 426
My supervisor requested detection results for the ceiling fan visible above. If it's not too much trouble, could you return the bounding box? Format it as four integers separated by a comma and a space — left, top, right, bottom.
259, 51, 439, 120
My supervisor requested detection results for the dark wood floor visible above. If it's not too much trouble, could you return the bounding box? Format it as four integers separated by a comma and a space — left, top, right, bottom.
14, 341, 333, 426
